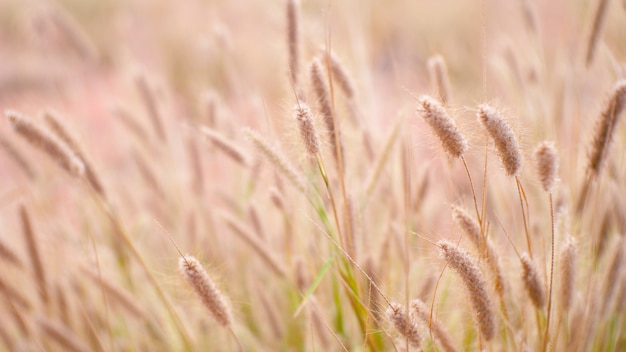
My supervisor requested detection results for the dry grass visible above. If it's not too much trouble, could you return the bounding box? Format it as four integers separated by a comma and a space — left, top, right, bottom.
0, 0, 625, 351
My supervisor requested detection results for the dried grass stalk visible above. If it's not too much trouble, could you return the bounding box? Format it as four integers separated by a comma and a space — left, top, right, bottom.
477, 104, 522, 176
325, 50, 356, 99
520, 253, 546, 309
47, 7, 99, 62
0, 136, 36, 179
135, 75, 167, 142
179, 255, 232, 327
81, 266, 147, 318
37, 316, 90, 352
20, 206, 48, 305
534, 141, 558, 192
310, 58, 338, 154
410, 298, 458, 352
558, 236, 577, 313
587, 80, 626, 175
258, 288, 284, 339
221, 213, 288, 278
187, 137, 204, 194
418, 96, 467, 158
386, 302, 421, 348
286, 0, 300, 86
201, 126, 250, 166
585, 0, 609, 67
438, 240, 496, 340
0, 237, 23, 268
427, 55, 452, 104
42, 110, 105, 197
243, 127, 307, 193
602, 237, 624, 312
0, 274, 32, 310
5, 110, 84, 177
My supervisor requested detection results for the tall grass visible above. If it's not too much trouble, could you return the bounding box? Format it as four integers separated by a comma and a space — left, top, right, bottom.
0, 0, 625, 351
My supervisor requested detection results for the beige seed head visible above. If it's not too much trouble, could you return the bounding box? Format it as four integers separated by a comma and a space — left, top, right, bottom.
451, 204, 481, 248
325, 50, 355, 99
418, 96, 467, 158
559, 237, 577, 313
244, 127, 307, 193
410, 298, 458, 352
294, 103, 320, 157
477, 104, 522, 176
179, 255, 232, 327
200, 126, 250, 166
42, 109, 106, 197
520, 253, 546, 309
534, 141, 558, 192
5, 110, 85, 177
438, 240, 496, 340
386, 302, 421, 348
587, 80, 626, 175
427, 55, 452, 104
309, 58, 337, 152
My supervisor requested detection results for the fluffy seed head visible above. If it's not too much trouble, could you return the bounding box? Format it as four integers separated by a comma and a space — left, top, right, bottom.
179, 255, 232, 327
386, 302, 421, 348
244, 127, 307, 193
520, 253, 546, 309
427, 55, 451, 104
437, 240, 496, 340
410, 298, 458, 352
309, 58, 337, 152
6, 110, 85, 177
418, 96, 467, 158
534, 141, 559, 192
451, 204, 481, 248
587, 80, 626, 175
559, 237, 577, 312
294, 103, 320, 157
477, 105, 522, 176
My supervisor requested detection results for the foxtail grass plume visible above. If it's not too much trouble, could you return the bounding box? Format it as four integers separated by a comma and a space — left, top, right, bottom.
437, 240, 496, 340
200, 126, 250, 166
410, 298, 457, 352
294, 103, 320, 157
477, 105, 522, 176
309, 58, 337, 152
386, 302, 421, 348
418, 96, 467, 158
5, 110, 85, 177
179, 255, 232, 327
559, 237, 577, 312
520, 253, 546, 309
42, 109, 106, 197
243, 127, 307, 193
451, 204, 481, 247
534, 141, 558, 192
427, 55, 451, 104
587, 80, 626, 175
325, 50, 355, 99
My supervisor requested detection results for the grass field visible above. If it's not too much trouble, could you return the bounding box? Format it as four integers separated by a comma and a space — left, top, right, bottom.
0, 0, 625, 351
